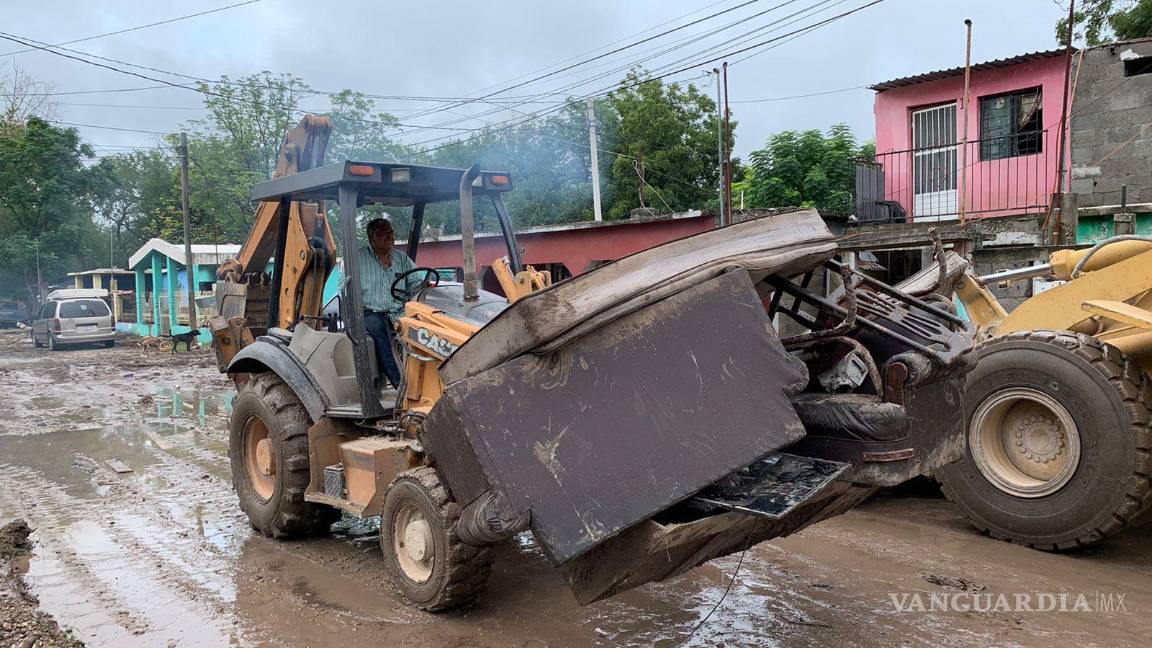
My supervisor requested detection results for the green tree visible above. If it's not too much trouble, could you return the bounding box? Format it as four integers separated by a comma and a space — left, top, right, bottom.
742, 124, 872, 212
193, 72, 310, 177
1057, 0, 1152, 45
90, 150, 182, 260
326, 90, 410, 163
0, 118, 105, 299
604, 70, 726, 218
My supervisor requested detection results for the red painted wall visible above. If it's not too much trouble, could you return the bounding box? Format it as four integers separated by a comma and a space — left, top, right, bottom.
400, 214, 716, 282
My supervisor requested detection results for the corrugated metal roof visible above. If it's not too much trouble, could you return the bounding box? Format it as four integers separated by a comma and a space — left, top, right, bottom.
870, 49, 1066, 92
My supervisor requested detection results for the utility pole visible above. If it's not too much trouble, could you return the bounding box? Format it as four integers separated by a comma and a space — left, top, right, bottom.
636, 153, 647, 209
959, 19, 973, 224
1052, 0, 1077, 244
713, 68, 725, 226
586, 98, 603, 222
109, 228, 118, 321
179, 132, 197, 330
722, 62, 733, 222
34, 239, 43, 307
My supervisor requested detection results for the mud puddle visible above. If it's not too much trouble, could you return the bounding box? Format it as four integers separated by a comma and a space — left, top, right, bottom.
0, 330, 1150, 647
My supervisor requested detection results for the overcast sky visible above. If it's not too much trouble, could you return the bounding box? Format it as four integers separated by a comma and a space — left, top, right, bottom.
2, 0, 1068, 161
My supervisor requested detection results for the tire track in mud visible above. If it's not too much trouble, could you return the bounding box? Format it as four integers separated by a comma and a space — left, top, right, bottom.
0, 462, 243, 646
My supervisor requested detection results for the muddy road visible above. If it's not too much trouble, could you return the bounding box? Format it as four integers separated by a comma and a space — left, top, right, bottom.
0, 328, 1149, 647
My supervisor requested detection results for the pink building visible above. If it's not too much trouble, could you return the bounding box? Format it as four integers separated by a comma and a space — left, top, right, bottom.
859, 50, 1069, 222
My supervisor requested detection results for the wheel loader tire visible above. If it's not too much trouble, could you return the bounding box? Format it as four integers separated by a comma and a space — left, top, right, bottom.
229, 372, 339, 539
937, 330, 1152, 550
380, 466, 494, 612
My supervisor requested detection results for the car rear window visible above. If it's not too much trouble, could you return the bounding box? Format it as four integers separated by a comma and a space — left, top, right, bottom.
59, 300, 110, 318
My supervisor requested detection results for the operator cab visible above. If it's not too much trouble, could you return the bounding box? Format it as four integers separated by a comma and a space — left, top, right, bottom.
244, 161, 524, 420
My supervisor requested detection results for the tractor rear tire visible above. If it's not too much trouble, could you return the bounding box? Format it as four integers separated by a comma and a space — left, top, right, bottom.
229, 372, 339, 539
380, 467, 494, 612
937, 330, 1152, 550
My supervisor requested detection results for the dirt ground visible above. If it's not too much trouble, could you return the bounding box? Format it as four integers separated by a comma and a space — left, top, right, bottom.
0, 327, 1149, 648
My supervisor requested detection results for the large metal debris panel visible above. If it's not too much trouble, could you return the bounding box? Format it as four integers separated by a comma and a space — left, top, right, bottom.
424, 269, 808, 564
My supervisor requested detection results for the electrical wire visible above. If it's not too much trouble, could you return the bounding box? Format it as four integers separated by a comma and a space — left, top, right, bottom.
396, 0, 766, 121
730, 84, 868, 102
404, 1, 885, 151
681, 547, 749, 645
390, 0, 874, 142
0, 1, 263, 57
11, 0, 885, 158
49, 119, 168, 135
394, 0, 826, 132
7, 0, 866, 142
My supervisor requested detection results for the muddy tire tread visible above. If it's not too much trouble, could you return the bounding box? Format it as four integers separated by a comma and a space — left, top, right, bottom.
231, 372, 338, 539
940, 330, 1152, 550
385, 466, 494, 612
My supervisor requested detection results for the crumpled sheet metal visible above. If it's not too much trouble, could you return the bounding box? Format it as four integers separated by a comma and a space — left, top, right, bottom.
438, 209, 837, 386
421, 269, 810, 564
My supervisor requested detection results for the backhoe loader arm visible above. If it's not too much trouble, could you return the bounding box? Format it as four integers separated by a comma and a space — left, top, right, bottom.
218, 115, 333, 285
212, 115, 336, 372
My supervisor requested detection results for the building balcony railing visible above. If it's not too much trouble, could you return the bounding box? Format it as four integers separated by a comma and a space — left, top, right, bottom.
854, 129, 1056, 223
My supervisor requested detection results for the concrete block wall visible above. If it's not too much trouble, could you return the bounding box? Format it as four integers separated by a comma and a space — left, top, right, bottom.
971, 246, 1056, 313
1071, 40, 1152, 208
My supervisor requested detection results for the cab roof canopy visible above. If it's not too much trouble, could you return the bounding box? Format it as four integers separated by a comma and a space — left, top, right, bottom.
251, 161, 513, 206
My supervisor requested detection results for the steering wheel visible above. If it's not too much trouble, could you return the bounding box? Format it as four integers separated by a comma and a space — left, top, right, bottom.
391, 267, 442, 302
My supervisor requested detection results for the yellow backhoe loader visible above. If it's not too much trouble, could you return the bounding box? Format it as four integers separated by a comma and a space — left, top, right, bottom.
937, 238, 1152, 550
210, 116, 976, 612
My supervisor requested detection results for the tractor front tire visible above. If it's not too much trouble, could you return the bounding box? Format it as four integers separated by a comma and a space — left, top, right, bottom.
380, 467, 494, 612
937, 330, 1152, 550
229, 372, 339, 539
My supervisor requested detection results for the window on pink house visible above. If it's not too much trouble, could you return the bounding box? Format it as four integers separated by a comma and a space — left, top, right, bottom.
979, 87, 1043, 160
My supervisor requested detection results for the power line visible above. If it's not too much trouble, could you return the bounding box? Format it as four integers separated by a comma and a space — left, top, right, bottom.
28, 84, 188, 96
0, 0, 263, 57
398, 0, 814, 126
405, 1, 885, 151
8, 0, 837, 141
0, 31, 513, 136
391, 0, 848, 137
398, 0, 767, 121
57, 101, 208, 110
729, 84, 868, 102
49, 119, 169, 135
10, 0, 885, 156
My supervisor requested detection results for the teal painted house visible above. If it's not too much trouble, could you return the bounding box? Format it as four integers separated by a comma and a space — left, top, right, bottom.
127, 238, 241, 341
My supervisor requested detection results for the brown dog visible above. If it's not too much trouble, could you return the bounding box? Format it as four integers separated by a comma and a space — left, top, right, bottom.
136, 336, 172, 355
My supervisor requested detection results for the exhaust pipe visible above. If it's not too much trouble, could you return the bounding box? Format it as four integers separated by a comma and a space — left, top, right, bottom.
459, 164, 481, 302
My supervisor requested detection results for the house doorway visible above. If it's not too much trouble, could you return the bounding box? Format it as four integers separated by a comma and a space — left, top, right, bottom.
911, 103, 958, 220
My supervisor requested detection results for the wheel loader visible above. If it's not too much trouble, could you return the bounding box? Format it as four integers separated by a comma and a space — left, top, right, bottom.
211, 115, 976, 611
935, 238, 1152, 550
